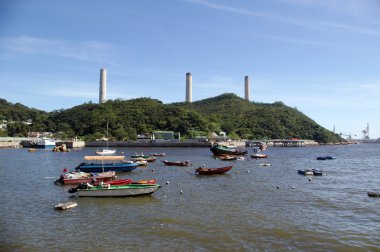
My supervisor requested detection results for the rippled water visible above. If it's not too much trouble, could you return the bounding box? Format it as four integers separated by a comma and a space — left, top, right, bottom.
1, 144, 379, 251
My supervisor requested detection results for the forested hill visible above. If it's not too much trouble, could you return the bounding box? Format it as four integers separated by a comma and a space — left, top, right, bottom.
0, 94, 341, 143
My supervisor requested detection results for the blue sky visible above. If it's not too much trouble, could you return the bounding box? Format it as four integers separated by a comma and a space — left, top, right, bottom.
1, 0, 380, 139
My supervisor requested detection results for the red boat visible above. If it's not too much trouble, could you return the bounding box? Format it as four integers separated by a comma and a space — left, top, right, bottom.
95, 179, 157, 186
162, 160, 191, 166
195, 165, 233, 175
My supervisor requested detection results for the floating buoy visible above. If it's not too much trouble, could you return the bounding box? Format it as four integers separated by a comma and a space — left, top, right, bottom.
292, 186, 295, 189
277, 185, 280, 189
246, 170, 250, 173
151, 169, 155, 172
180, 190, 183, 194
308, 178, 312, 182
166, 181, 170, 185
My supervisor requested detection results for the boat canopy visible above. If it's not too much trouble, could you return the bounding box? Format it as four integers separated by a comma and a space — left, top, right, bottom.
84, 156, 125, 161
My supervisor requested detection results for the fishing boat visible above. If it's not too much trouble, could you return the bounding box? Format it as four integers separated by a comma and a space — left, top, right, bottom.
367, 191, 380, 197
195, 165, 233, 175
75, 156, 138, 172
210, 144, 247, 156
162, 160, 191, 166
54, 169, 116, 185
95, 123, 116, 155
68, 183, 161, 197
99, 179, 157, 186
131, 153, 151, 159
218, 155, 237, 161
250, 153, 268, 159
297, 169, 323, 176
317, 156, 336, 160
35, 137, 56, 149
151, 153, 166, 157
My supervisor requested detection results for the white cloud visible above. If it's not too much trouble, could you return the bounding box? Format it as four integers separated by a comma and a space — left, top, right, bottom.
184, 0, 380, 37
0, 36, 121, 62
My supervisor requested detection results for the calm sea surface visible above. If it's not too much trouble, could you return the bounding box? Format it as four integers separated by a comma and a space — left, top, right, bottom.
0, 144, 379, 251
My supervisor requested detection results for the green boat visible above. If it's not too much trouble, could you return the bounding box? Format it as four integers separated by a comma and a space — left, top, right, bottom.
210, 144, 247, 156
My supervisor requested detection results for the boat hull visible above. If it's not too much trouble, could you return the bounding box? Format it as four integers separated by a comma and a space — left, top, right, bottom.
76, 163, 138, 172
76, 184, 160, 197
195, 166, 233, 175
210, 144, 247, 156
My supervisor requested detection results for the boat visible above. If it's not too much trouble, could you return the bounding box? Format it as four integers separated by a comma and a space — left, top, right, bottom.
162, 160, 191, 166
195, 165, 233, 175
130, 156, 156, 163
96, 123, 116, 155
210, 144, 247, 156
96, 148, 116, 156
75, 156, 138, 173
54, 202, 78, 210
68, 183, 161, 197
54, 169, 116, 185
317, 156, 336, 160
367, 192, 380, 197
250, 153, 268, 159
151, 153, 166, 157
131, 153, 151, 159
35, 137, 56, 149
259, 163, 271, 166
104, 179, 157, 186
297, 169, 322, 176
218, 155, 237, 161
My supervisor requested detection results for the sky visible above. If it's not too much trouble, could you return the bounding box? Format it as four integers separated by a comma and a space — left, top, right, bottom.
0, 0, 380, 139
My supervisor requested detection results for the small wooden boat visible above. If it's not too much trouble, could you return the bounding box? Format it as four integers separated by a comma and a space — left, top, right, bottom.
151, 153, 166, 157
251, 154, 268, 159
54, 170, 116, 185
54, 201, 78, 210
317, 156, 336, 160
131, 153, 151, 159
367, 192, 380, 197
297, 169, 322, 176
162, 160, 191, 166
101, 179, 157, 186
68, 183, 161, 197
259, 163, 271, 166
195, 165, 233, 175
218, 155, 237, 161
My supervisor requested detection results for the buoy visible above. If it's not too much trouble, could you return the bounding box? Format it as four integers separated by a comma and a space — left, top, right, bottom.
292, 186, 295, 189
151, 169, 154, 172
277, 185, 280, 189
308, 178, 312, 182
246, 170, 250, 173
166, 181, 170, 185
180, 190, 183, 194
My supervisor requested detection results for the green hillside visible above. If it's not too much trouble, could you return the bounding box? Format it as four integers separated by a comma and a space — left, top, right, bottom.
0, 94, 342, 143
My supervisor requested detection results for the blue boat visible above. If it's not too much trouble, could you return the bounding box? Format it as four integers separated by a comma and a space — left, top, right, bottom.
317, 156, 336, 160
75, 156, 138, 173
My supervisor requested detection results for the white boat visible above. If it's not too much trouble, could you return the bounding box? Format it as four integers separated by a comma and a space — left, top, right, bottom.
54, 201, 78, 210
96, 123, 116, 155
68, 183, 160, 197
35, 137, 56, 149
95, 148, 116, 155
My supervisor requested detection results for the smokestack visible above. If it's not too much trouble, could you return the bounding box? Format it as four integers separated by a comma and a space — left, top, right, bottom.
186, 72, 192, 103
99, 68, 107, 104
244, 76, 250, 101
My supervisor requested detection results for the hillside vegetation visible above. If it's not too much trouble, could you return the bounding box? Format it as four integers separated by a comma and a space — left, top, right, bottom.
0, 94, 341, 143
